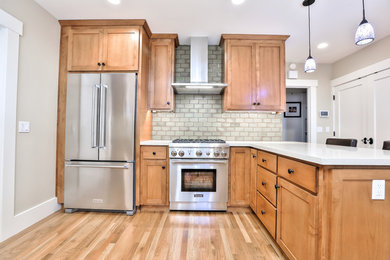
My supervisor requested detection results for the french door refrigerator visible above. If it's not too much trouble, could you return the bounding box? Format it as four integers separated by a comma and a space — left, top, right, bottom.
64, 73, 137, 215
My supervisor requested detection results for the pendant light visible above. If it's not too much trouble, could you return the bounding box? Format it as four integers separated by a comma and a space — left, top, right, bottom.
355, 0, 375, 45
303, 0, 316, 73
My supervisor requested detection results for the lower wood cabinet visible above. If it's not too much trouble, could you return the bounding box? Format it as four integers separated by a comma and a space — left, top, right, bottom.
229, 147, 251, 206
140, 146, 168, 206
256, 191, 276, 239
256, 166, 277, 206
277, 177, 317, 260
249, 149, 257, 211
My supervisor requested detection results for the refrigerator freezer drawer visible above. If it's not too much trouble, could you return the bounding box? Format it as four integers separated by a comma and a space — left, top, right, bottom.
64, 161, 134, 211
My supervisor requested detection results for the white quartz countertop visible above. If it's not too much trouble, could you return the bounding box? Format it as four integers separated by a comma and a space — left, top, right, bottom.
140, 140, 390, 166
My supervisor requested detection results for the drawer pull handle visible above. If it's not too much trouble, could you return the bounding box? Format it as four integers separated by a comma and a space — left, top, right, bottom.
261, 181, 267, 186
152, 152, 156, 155
275, 184, 280, 189
288, 168, 294, 174
262, 158, 267, 162
162, 166, 166, 169
261, 210, 266, 215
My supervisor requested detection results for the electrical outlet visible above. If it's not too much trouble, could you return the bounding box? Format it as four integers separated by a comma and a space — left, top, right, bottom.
18, 121, 30, 133
372, 180, 385, 200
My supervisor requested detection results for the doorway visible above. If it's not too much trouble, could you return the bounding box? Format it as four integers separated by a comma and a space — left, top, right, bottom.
282, 88, 308, 142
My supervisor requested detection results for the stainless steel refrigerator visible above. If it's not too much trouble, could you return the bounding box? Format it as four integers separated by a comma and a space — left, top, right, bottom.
64, 73, 136, 215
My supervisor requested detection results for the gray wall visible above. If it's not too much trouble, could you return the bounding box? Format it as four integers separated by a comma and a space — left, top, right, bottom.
0, 0, 60, 213
332, 35, 390, 79
152, 45, 282, 141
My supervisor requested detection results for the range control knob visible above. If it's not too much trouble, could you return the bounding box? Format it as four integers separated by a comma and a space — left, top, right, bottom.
206, 152, 211, 156
171, 150, 177, 156
196, 150, 203, 156
214, 151, 220, 157
221, 151, 227, 157
178, 150, 185, 157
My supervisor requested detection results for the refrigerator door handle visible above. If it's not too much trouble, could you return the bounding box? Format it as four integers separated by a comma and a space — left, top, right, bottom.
65, 163, 129, 169
91, 84, 100, 148
99, 84, 108, 148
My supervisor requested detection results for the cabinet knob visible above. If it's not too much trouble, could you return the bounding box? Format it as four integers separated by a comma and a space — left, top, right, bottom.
167, 101, 170, 105
275, 184, 280, 189
252, 102, 256, 106
97, 62, 101, 66
288, 168, 294, 174
102, 62, 106, 66
261, 210, 266, 215
257, 102, 261, 106
152, 152, 156, 155
252, 155, 256, 158
162, 166, 166, 169
261, 181, 267, 186
262, 158, 267, 163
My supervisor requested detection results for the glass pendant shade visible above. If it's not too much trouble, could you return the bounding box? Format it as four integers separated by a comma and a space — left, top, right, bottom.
355, 19, 375, 45
304, 56, 316, 73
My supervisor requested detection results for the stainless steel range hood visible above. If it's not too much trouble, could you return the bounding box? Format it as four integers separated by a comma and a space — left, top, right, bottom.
172, 37, 227, 95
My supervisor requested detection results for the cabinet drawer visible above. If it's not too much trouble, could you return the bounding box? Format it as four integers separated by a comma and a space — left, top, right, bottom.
256, 192, 276, 239
278, 157, 317, 193
256, 166, 277, 206
141, 146, 167, 160
257, 151, 277, 173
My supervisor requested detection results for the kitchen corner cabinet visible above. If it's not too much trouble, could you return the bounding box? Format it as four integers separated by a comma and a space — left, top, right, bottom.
249, 149, 257, 211
229, 147, 251, 206
140, 146, 168, 205
220, 35, 289, 111
148, 35, 178, 110
67, 27, 139, 71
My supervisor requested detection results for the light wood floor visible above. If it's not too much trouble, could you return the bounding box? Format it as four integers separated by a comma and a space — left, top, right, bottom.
0, 209, 284, 259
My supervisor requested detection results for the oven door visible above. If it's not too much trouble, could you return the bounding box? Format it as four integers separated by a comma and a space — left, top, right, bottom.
169, 159, 228, 211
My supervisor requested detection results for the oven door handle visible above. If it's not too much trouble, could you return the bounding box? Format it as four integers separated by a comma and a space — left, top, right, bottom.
170, 159, 228, 164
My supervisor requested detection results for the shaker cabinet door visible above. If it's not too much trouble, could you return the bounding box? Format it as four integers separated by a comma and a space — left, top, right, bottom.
67, 28, 104, 71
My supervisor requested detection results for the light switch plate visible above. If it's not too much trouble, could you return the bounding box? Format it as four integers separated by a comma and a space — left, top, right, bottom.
317, 126, 323, 133
372, 180, 385, 200
18, 121, 30, 133
326, 127, 330, 132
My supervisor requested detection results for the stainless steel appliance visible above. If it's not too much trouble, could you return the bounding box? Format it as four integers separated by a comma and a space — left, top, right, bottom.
169, 139, 229, 211
64, 73, 137, 215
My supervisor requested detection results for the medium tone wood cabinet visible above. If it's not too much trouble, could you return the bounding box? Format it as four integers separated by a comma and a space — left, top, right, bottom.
67, 27, 139, 71
249, 149, 257, 211
140, 146, 168, 206
277, 177, 317, 260
229, 147, 251, 206
148, 35, 178, 110
220, 35, 289, 111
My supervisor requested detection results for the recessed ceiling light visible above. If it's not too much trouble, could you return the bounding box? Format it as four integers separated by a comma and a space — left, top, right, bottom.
317, 42, 329, 49
107, 0, 121, 5
232, 0, 245, 5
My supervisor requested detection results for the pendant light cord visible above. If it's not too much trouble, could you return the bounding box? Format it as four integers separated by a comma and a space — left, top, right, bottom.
308, 4, 312, 57
362, 0, 366, 19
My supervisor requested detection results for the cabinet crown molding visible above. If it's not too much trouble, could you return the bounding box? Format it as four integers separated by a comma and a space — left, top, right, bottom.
219, 34, 290, 47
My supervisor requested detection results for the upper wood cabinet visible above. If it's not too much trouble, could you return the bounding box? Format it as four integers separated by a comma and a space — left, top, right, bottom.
148, 35, 178, 110
67, 27, 139, 71
220, 35, 289, 111
229, 147, 251, 206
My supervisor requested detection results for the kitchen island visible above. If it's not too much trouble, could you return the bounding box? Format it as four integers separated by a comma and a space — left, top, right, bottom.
140, 140, 390, 260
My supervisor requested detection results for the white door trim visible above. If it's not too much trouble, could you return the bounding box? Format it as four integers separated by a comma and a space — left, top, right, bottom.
0, 10, 60, 242
331, 58, 390, 87
286, 79, 318, 143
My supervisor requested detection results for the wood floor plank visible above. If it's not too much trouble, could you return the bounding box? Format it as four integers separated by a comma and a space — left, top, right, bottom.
0, 210, 283, 260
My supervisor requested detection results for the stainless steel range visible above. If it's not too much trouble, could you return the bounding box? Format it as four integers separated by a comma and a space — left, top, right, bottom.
169, 139, 229, 211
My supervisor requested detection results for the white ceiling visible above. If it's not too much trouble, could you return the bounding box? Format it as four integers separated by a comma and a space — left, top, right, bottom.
34, 0, 390, 64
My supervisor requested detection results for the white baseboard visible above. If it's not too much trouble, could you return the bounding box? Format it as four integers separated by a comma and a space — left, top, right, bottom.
1, 197, 61, 242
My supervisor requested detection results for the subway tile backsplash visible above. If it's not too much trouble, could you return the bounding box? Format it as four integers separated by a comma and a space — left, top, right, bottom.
151, 45, 282, 141
152, 95, 282, 141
